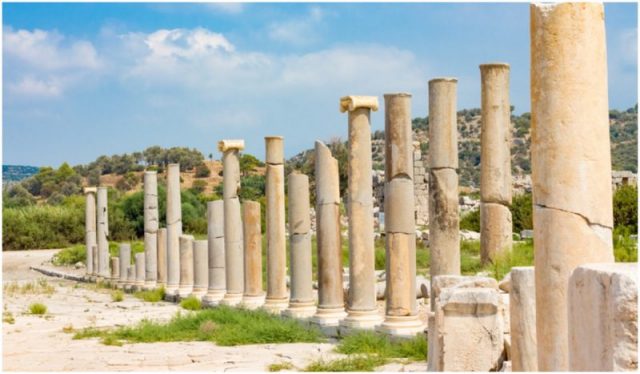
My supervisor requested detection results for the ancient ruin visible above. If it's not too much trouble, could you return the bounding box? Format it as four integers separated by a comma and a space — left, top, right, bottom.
143, 171, 158, 289
203, 200, 225, 305
242, 200, 265, 309
165, 163, 183, 298
83, 187, 97, 277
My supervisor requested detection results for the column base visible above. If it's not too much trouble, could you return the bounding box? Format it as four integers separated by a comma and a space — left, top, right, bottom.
156, 281, 166, 289
339, 309, 383, 334
177, 286, 194, 299
164, 285, 179, 302
310, 307, 347, 337
142, 281, 157, 290
263, 297, 289, 314
282, 301, 317, 319
191, 288, 207, 300
376, 315, 426, 337
241, 294, 266, 309
202, 290, 226, 306
116, 281, 126, 290
220, 292, 243, 306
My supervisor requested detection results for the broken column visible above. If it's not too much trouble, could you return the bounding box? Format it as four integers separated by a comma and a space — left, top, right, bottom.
264, 136, 289, 314
531, 3, 615, 370
339, 95, 382, 331
480, 63, 513, 264
219, 140, 244, 306
110, 257, 120, 283
126, 266, 135, 290
378, 93, 423, 336
242, 201, 265, 309
165, 163, 183, 298
284, 173, 316, 319
83, 187, 97, 277
203, 200, 226, 305
510, 267, 537, 372
192, 240, 208, 299
178, 234, 194, 298
144, 171, 159, 289
118, 243, 131, 289
428, 78, 461, 309
311, 141, 346, 331
134, 253, 145, 289
96, 186, 110, 278
157, 228, 167, 288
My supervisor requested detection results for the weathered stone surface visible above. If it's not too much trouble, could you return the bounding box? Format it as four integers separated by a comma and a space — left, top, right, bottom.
222, 149, 242, 200
383, 232, 416, 316
265, 136, 284, 165
83, 188, 97, 275
287, 173, 314, 308
568, 263, 638, 371
178, 235, 194, 297
510, 267, 537, 372
144, 171, 159, 286
243, 201, 263, 298
431, 274, 498, 310
384, 178, 415, 234
96, 187, 109, 277
92, 246, 98, 276
110, 257, 120, 280
265, 162, 288, 306
384, 93, 413, 179
205, 200, 225, 302
157, 228, 167, 286
480, 202, 513, 264
288, 173, 311, 235
217, 139, 245, 153
427, 78, 458, 169
135, 253, 145, 286
498, 271, 511, 293
165, 163, 182, 294
339, 95, 379, 113
192, 240, 208, 297
143, 232, 157, 285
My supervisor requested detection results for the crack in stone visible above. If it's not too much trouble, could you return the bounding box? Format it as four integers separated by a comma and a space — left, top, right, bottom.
481, 199, 511, 209
534, 203, 613, 245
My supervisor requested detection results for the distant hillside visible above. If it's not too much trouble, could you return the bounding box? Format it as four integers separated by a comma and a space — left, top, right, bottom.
3, 165, 39, 182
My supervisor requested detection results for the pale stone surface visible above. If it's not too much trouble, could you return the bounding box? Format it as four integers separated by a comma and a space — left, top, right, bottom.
480, 202, 513, 264
92, 246, 98, 279
204, 200, 225, 304
157, 228, 167, 287
430, 275, 498, 309
134, 253, 145, 288
83, 188, 97, 275
217, 139, 245, 153
192, 240, 208, 298
118, 244, 131, 287
339, 95, 379, 113
144, 171, 159, 288
178, 235, 194, 298
96, 187, 110, 278
427, 78, 458, 169
568, 263, 638, 371
126, 266, 135, 287
110, 257, 120, 281
510, 267, 537, 372
531, 3, 615, 370
242, 201, 264, 308
166, 163, 183, 296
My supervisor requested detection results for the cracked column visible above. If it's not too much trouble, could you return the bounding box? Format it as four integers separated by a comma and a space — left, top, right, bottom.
378, 93, 424, 336
242, 201, 265, 309
192, 240, 208, 299
203, 200, 225, 305
284, 173, 316, 319
178, 235, 194, 298
96, 186, 110, 279
264, 136, 289, 314
480, 63, 513, 264
339, 95, 383, 331
531, 3, 615, 370
83, 187, 97, 277
134, 253, 145, 290
165, 163, 183, 299
117, 243, 131, 289
311, 141, 346, 331
157, 228, 167, 288
219, 140, 245, 306
143, 171, 159, 289
428, 78, 460, 310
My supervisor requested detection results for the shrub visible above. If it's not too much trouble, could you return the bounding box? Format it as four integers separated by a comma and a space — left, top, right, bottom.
511, 193, 533, 233
3, 205, 84, 250
191, 180, 207, 194
52, 245, 86, 266
613, 185, 638, 232
111, 290, 124, 302
180, 296, 202, 310
460, 209, 480, 232
195, 163, 211, 178
28, 303, 47, 315
134, 287, 165, 302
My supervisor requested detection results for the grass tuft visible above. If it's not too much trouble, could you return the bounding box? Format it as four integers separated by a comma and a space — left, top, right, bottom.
268, 361, 294, 372
62, 324, 74, 333
336, 331, 427, 361
4, 280, 55, 296
111, 290, 124, 302
52, 245, 86, 266
28, 302, 47, 315
3, 311, 15, 324
134, 286, 165, 302
304, 355, 386, 372
180, 296, 201, 310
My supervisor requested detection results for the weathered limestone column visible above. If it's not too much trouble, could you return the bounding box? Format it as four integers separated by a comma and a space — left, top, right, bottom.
311, 141, 346, 331
157, 228, 167, 287
92, 245, 98, 279
531, 3, 615, 370
480, 63, 513, 264
242, 201, 265, 309
428, 78, 460, 309
96, 186, 110, 278
83, 187, 97, 277
134, 253, 145, 289
165, 163, 183, 298
192, 240, 208, 299
143, 171, 159, 289
510, 267, 537, 371
126, 266, 135, 290
283, 173, 316, 319
110, 257, 120, 282
264, 136, 289, 313
178, 235, 194, 298
219, 140, 245, 306
203, 200, 225, 305
118, 243, 131, 289
378, 93, 423, 336
339, 95, 382, 331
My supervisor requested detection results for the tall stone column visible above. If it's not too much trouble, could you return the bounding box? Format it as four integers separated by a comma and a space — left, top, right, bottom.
134, 253, 145, 289
311, 141, 346, 331
165, 163, 183, 298
219, 140, 245, 306
192, 240, 208, 299
339, 95, 382, 331
143, 171, 159, 289
203, 200, 226, 305
126, 266, 135, 290
264, 136, 289, 314
178, 235, 194, 298
118, 243, 131, 289
157, 228, 167, 287
378, 93, 423, 336
83, 187, 97, 277
242, 201, 265, 309
96, 187, 110, 278
510, 267, 537, 371
92, 246, 98, 279
531, 3, 614, 370
110, 257, 120, 283
428, 78, 460, 310
480, 63, 513, 264
284, 173, 316, 319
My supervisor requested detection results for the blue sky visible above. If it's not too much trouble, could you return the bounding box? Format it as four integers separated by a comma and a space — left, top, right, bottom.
3, 2, 637, 167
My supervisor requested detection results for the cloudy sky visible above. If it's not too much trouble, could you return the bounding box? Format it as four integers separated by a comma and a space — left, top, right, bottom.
3, 2, 637, 167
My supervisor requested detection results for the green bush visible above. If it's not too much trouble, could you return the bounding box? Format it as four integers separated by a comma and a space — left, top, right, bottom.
111, 290, 124, 302
511, 193, 533, 233
28, 302, 47, 315
3, 205, 84, 250
460, 209, 480, 232
195, 163, 211, 178
613, 185, 638, 232
613, 226, 638, 262
180, 296, 202, 310
52, 245, 86, 266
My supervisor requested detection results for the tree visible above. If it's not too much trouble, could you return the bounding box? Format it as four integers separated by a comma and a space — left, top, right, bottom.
511, 193, 533, 233
195, 162, 211, 178
191, 180, 207, 194
240, 154, 263, 176
613, 184, 638, 232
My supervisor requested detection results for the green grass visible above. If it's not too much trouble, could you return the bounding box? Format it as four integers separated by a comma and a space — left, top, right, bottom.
111, 290, 124, 302
134, 286, 165, 302
3, 311, 15, 324
73, 305, 324, 346
304, 355, 387, 372
336, 331, 427, 361
268, 361, 294, 371
28, 302, 47, 315
180, 296, 202, 310
613, 227, 638, 262
52, 244, 86, 266
3, 279, 55, 296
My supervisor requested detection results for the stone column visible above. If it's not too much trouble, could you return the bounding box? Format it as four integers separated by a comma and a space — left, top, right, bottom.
126, 266, 135, 291
510, 267, 537, 371
428, 78, 460, 310
284, 173, 316, 319
134, 253, 145, 289
192, 240, 208, 299
165, 163, 183, 298
110, 257, 120, 283
143, 171, 159, 289
157, 228, 167, 288
219, 140, 245, 306
92, 246, 98, 281
178, 235, 194, 298
242, 201, 265, 309
118, 243, 131, 289
83, 187, 97, 277
531, 3, 614, 370
263, 136, 289, 314
311, 141, 346, 331
339, 95, 382, 331
480, 63, 513, 264
378, 93, 423, 336
96, 186, 110, 278
203, 200, 226, 305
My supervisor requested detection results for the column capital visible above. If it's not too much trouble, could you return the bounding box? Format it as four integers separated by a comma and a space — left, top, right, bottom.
339, 95, 379, 113
218, 139, 245, 152
83, 187, 97, 194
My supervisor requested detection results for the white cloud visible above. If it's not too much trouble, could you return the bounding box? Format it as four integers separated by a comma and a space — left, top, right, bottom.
267, 6, 326, 46
144, 28, 234, 58
8, 76, 62, 98
204, 3, 245, 15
